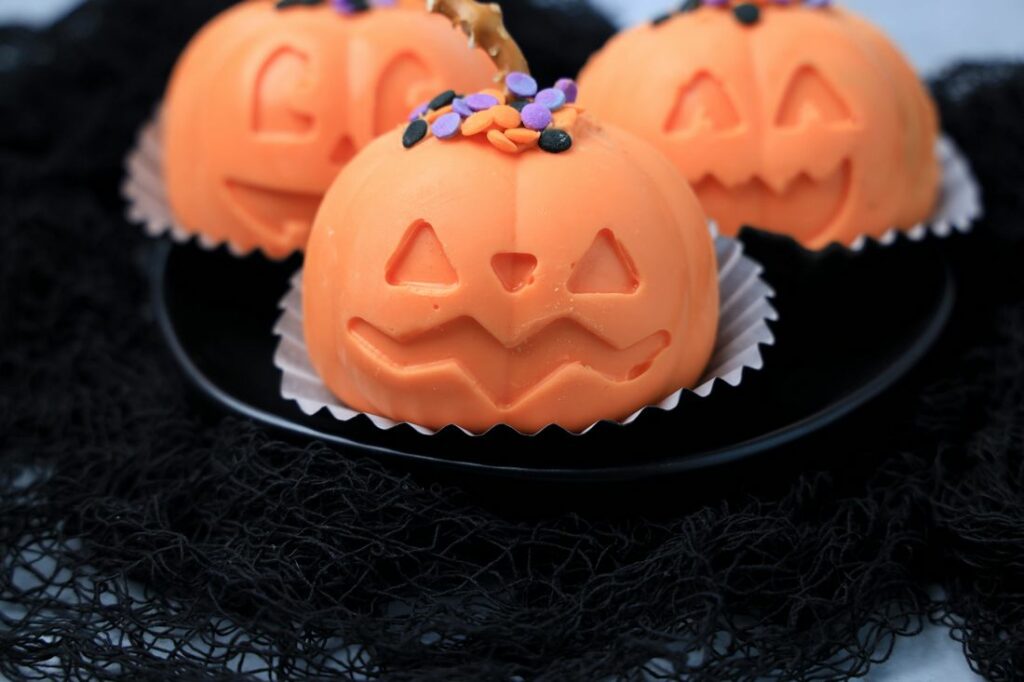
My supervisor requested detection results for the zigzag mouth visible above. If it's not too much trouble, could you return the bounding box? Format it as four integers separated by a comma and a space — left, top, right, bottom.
694, 160, 851, 244
348, 316, 671, 409
223, 179, 321, 245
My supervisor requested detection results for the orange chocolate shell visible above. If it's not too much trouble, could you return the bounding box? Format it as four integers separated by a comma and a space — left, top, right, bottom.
162, 0, 496, 260
578, 1, 942, 250
302, 110, 720, 433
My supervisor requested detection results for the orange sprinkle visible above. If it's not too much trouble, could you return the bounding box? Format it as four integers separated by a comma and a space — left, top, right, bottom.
552, 107, 578, 129
505, 128, 540, 145
424, 105, 453, 123
461, 110, 494, 136
492, 105, 522, 129
487, 129, 519, 154
478, 88, 506, 106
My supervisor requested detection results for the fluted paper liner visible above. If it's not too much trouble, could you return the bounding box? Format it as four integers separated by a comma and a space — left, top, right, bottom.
123, 112, 982, 257
271, 232, 778, 436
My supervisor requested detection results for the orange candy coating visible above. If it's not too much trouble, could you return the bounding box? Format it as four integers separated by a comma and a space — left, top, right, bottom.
303, 115, 720, 433
578, 5, 941, 249
162, 0, 496, 260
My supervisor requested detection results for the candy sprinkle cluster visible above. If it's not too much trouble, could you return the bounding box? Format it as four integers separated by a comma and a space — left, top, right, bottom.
402, 74, 582, 155
652, 0, 833, 27
275, 0, 396, 14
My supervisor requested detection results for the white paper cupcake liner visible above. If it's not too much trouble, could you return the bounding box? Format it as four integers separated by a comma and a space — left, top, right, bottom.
271, 231, 778, 436
122, 108, 981, 258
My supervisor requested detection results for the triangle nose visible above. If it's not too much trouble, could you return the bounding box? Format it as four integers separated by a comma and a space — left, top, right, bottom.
492, 253, 538, 293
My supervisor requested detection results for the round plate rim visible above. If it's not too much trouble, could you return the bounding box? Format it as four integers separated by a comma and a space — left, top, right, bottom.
150, 240, 955, 483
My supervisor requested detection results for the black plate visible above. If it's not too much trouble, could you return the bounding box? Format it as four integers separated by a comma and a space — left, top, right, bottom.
152, 231, 955, 482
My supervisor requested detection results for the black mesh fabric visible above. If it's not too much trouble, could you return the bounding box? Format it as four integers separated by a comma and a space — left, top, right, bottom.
1, 1, 1024, 679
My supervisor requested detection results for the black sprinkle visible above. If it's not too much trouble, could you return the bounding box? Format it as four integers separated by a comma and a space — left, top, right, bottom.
652, 13, 673, 26
680, 0, 700, 12
508, 99, 530, 112
539, 128, 573, 154
733, 3, 761, 25
402, 119, 428, 149
275, 0, 322, 9
428, 90, 457, 111
349, 0, 371, 10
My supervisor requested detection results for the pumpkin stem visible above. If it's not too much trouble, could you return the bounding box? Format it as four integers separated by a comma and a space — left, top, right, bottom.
426, 0, 529, 80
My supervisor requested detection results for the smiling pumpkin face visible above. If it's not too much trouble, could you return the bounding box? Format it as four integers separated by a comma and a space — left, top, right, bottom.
302, 117, 719, 433
578, 3, 941, 249
162, 0, 496, 259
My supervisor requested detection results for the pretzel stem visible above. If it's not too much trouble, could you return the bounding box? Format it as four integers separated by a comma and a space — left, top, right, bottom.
426, 0, 529, 80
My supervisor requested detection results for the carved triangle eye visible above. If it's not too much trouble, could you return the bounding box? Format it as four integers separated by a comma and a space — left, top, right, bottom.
776, 66, 853, 127
386, 220, 458, 288
665, 72, 741, 135
253, 46, 315, 135
568, 230, 640, 294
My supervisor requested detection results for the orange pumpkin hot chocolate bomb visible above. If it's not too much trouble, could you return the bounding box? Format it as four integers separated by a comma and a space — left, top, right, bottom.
302, 0, 720, 434
578, 0, 942, 250
161, 0, 497, 260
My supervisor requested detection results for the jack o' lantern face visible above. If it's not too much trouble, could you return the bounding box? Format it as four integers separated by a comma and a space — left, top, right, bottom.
688, 57, 861, 246
578, 5, 941, 248
302, 121, 720, 433
216, 29, 441, 247
348, 222, 665, 410
163, 1, 496, 259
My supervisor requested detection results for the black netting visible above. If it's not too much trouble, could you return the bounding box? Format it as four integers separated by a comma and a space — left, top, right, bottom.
1, 1, 1023, 679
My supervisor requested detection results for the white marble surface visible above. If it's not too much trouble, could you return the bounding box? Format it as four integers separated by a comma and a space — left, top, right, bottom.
0, 1, 1007, 680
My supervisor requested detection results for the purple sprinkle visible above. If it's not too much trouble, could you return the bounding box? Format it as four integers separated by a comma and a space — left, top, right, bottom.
804, 0, 832, 5
506, 72, 538, 98
703, 0, 728, 6
431, 112, 462, 139
331, 0, 361, 14
554, 78, 578, 104
465, 93, 500, 111
534, 88, 566, 111
408, 102, 429, 121
452, 97, 473, 118
521, 103, 553, 131
333, 0, 395, 10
